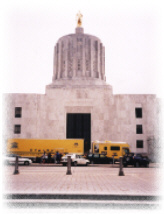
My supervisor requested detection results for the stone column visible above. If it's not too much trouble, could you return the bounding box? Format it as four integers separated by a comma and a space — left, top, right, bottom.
53, 46, 58, 81
64, 39, 68, 78
82, 37, 86, 77
90, 39, 93, 77
100, 43, 105, 80
57, 42, 61, 79
73, 36, 76, 77
99, 44, 102, 79
102, 46, 105, 80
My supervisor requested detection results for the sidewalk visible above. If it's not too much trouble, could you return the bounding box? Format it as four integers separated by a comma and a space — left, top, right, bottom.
2, 164, 163, 209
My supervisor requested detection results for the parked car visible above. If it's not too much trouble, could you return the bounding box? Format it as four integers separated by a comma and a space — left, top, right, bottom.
4, 154, 32, 165
61, 153, 90, 166
87, 153, 112, 164
123, 153, 149, 167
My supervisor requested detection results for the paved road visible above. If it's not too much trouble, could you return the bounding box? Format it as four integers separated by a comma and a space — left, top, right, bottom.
2, 164, 163, 210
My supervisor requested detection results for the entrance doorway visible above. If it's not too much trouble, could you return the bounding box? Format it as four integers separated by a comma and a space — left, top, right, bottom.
66, 113, 91, 153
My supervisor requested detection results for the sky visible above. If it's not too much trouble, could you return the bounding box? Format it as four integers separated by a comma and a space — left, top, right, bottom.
0, 0, 164, 98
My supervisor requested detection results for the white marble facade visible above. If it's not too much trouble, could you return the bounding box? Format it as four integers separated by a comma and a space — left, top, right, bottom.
3, 27, 160, 161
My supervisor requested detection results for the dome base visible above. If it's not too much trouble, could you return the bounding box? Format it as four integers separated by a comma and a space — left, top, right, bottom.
48, 77, 108, 87
46, 79, 113, 91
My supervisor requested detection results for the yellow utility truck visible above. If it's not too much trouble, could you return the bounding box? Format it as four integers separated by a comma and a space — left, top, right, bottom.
6, 138, 84, 162
92, 140, 130, 162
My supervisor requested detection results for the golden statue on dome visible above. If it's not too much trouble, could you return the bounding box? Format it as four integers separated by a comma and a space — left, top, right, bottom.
76, 11, 83, 27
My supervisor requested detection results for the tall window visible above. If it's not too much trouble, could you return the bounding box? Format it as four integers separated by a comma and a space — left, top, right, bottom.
15, 107, 22, 118
14, 125, 21, 134
136, 125, 143, 134
135, 108, 142, 118
77, 59, 81, 71
136, 140, 143, 148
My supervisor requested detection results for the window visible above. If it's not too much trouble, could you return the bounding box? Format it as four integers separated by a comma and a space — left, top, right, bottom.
77, 38, 82, 42
78, 59, 81, 70
136, 154, 142, 157
95, 41, 98, 51
123, 148, 129, 154
104, 146, 107, 150
135, 108, 142, 118
111, 146, 120, 151
11, 142, 18, 149
94, 145, 99, 153
15, 107, 22, 118
100, 155, 106, 158
136, 140, 143, 148
14, 125, 21, 134
93, 154, 99, 158
136, 125, 143, 134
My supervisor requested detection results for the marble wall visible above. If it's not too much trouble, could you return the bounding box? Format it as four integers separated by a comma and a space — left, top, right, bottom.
3, 85, 159, 160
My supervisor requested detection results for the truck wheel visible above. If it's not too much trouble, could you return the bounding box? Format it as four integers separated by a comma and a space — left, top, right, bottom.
74, 161, 77, 166
24, 161, 29, 166
145, 163, 149, 168
135, 162, 140, 167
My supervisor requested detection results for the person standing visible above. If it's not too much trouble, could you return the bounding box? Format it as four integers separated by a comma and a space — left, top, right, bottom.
53, 153, 56, 164
56, 151, 60, 163
48, 152, 52, 163
42, 150, 46, 164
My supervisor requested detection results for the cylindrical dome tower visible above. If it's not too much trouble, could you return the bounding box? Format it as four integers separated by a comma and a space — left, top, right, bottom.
49, 25, 107, 87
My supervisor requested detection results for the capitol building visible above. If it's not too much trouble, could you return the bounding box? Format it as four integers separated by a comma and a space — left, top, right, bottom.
3, 14, 160, 160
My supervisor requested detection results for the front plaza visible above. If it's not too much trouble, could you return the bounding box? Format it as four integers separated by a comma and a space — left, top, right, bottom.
3, 163, 162, 209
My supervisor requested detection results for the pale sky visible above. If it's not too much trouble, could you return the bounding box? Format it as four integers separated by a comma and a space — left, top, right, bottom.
0, 0, 164, 98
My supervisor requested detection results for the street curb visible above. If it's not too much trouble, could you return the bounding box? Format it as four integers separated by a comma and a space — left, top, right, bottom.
4, 194, 161, 201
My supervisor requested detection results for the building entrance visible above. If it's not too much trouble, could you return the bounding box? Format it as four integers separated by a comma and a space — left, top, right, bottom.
66, 113, 91, 153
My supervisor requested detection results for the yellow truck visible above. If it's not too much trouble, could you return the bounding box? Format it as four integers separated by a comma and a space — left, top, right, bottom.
92, 140, 130, 162
6, 138, 84, 162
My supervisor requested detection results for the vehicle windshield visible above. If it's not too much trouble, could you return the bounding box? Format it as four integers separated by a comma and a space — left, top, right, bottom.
123, 148, 129, 154
65, 154, 73, 156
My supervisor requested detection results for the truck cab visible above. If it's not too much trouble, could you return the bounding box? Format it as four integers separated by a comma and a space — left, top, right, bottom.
92, 141, 130, 162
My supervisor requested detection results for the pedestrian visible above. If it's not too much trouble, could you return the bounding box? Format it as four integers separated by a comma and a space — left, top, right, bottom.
48, 152, 52, 163
59, 153, 63, 162
56, 151, 60, 163
53, 154, 56, 163
42, 151, 46, 163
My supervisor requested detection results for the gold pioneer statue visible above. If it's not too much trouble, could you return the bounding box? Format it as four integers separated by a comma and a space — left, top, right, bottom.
76, 11, 83, 27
